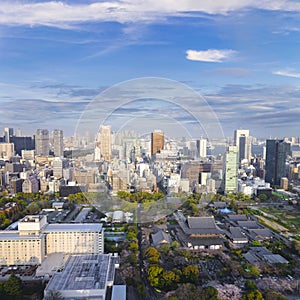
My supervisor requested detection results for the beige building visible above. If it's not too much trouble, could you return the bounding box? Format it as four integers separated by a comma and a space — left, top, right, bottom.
96, 125, 111, 161
0, 232, 45, 266
0, 215, 47, 266
0, 143, 14, 159
45, 223, 104, 255
73, 169, 95, 185
0, 215, 104, 266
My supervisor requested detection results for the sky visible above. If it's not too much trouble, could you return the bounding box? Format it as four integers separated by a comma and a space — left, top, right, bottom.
1, 1, 300, 140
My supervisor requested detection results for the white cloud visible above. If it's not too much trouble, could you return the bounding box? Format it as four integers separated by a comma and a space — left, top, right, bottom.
273, 69, 300, 78
186, 49, 236, 63
0, 1, 300, 28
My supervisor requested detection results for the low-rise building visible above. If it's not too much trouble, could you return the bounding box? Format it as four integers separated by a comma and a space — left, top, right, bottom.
44, 253, 119, 300
178, 216, 224, 250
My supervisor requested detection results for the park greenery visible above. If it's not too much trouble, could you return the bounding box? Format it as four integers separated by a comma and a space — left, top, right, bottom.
0, 192, 55, 229
117, 191, 165, 203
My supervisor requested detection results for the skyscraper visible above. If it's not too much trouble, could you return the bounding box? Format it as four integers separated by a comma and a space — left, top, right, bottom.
234, 129, 251, 162
4, 127, 13, 143
53, 129, 64, 157
265, 139, 290, 186
151, 130, 164, 156
35, 129, 49, 156
196, 138, 207, 158
97, 125, 111, 161
224, 146, 238, 194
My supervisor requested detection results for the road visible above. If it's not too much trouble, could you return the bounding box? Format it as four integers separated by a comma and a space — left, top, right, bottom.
137, 204, 160, 300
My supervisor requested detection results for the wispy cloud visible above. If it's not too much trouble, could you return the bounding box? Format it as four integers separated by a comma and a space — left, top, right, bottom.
206, 68, 251, 77
1, 1, 300, 29
273, 69, 300, 78
186, 49, 237, 63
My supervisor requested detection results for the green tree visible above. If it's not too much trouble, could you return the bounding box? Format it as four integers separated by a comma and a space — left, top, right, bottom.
159, 245, 170, 255
171, 241, 180, 250
243, 290, 264, 300
126, 253, 137, 265
145, 247, 160, 263
199, 286, 218, 300
148, 265, 163, 287
264, 290, 287, 300
126, 231, 137, 242
249, 265, 260, 278
182, 264, 199, 283
251, 241, 261, 247
161, 270, 178, 289
3, 218, 10, 228
128, 242, 138, 252
4, 274, 22, 296
259, 194, 268, 201
245, 280, 257, 292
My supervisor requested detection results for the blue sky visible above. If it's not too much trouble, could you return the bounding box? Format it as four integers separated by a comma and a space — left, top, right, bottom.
1, 1, 300, 139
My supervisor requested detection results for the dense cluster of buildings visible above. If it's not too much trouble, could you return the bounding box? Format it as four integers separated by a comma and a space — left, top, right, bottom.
1, 126, 300, 200
0, 126, 300, 299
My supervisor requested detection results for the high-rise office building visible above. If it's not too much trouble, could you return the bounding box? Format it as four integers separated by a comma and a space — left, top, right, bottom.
265, 139, 290, 186
234, 129, 251, 162
96, 125, 112, 161
11, 136, 35, 156
224, 146, 239, 194
196, 138, 207, 158
15, 128, 22, 137
151, 130, 164, 156
35, 129, 49, 156
53, 129, 64, 157
4, 127, 13, 143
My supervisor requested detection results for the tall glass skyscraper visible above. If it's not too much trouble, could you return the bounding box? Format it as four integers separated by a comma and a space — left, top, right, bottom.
35, 129, 49, 157
53, 129, 64, 157
265, 139, 290, 186
224, 146, 239, 194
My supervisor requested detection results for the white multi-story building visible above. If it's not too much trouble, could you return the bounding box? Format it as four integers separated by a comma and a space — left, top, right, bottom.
0, 215, 47, 266
45, 223, 104, 255
0, 215, 104, 266
234, 129, 251, 162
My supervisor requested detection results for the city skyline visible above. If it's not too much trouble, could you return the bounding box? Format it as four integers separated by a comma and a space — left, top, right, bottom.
1, 1, 300, 137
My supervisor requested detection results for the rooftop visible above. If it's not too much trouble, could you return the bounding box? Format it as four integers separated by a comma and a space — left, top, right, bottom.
112, 285, 126, 300
20, 215, 44, 223
187, 216, 217, 229
44, 223, 103, 233
179, 216, 221, 236
237, 221, 260, 229
45, 254, 117, 292
229, 226, 248, 241
0, 231, 44, 240
152, 230, 172, 246
228, 214, 248, 222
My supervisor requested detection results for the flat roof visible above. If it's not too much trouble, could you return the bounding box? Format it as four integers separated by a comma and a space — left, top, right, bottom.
74, 208, 92, 223
0, 231, 43, 240
45, 223, 103, 233
36, 253, 68, 277
46, 254, 115, 291
112, 285, 126, 300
